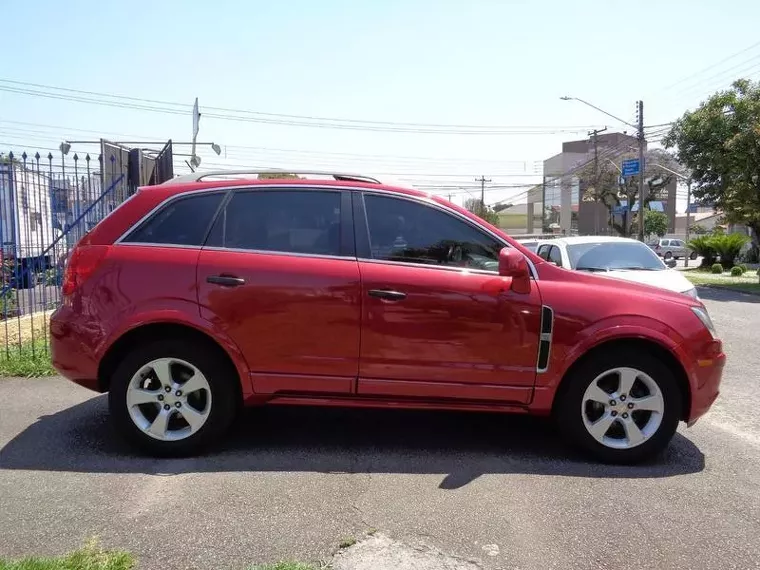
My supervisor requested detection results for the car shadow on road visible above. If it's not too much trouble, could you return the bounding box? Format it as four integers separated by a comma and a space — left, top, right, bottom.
0, 396, 705, 489
697, 286, 760, 304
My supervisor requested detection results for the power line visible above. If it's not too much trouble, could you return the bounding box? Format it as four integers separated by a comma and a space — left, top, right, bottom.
0, 79, 604, 136
660, 40, 760, 91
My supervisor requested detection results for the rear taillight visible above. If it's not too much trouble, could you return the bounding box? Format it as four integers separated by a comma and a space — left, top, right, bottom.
62, 245, 110, 296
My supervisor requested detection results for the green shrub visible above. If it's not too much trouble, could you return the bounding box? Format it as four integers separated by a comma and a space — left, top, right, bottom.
712, 233, 750, 269
737, 263, 748, 274
711, 263, 723, 274
1, 288, 18, 320
688, 236, 718, 268
730, 266, 744, 277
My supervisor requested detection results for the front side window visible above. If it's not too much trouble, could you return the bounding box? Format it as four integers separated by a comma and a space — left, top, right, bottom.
124, 192, 224, 246
363, 194, 502, 271
206, 190, 342, 256
536, 244, 551, 260
548, 246, 563, 266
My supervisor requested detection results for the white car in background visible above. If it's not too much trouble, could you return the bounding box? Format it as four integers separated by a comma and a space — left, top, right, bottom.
534, 235, 699, 299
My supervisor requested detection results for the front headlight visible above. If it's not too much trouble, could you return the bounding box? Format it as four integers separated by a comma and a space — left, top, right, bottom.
691, 306, 717, 338
683, 287, 699, 299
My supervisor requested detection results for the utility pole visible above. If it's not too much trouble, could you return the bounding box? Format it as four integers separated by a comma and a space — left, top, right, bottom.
475, 176, 491, 216
589, 127, 608, 234
637, 100, 646, 242
684, 178, 692, 267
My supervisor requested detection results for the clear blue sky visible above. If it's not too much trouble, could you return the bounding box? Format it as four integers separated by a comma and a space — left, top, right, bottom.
2, 0, 759, 208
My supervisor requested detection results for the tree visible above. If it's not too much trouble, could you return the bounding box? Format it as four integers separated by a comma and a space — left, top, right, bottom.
464, 198, 500, 226
642, 210, 669, 238
576, 148, 682, 237
664, 79, 760, 247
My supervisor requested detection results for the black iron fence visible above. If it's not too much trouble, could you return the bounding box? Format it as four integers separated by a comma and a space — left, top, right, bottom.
1, 148, 132, 360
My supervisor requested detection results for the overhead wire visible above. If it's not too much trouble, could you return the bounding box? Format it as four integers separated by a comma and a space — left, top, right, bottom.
0, 79, 604, 136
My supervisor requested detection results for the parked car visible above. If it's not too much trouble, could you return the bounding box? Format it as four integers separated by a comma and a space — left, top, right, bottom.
50, 171, 724, 464
535, 236, 699, 299
515, 239, 538, 252
648, 238, 697, 260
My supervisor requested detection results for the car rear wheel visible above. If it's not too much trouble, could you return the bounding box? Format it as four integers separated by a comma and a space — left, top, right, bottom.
108, 339, 238, 457
690, 251, 698, 260
555, 349, 681, 464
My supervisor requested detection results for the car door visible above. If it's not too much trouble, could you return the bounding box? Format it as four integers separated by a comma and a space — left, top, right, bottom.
354, 192, 543, 404
197, 187, 361, 395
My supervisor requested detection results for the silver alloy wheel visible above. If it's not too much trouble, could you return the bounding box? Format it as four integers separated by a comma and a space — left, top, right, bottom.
581, 367, 665, 450
126, 357, 212, 442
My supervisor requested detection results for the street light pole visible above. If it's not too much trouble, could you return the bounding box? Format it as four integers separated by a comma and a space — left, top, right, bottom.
637, 101, 646, 243
684, 179, 692, 267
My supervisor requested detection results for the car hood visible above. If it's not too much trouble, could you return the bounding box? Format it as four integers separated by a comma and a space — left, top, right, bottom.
596, 268, 694, 294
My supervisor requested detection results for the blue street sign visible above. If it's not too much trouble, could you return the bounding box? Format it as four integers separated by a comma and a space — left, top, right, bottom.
621, 159, 640, 177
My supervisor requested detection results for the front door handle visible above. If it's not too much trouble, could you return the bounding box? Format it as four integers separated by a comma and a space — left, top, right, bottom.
368, 289, 407, 301
207, 275, 246, 287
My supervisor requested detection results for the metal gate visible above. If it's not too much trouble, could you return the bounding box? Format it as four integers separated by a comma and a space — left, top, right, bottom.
0, 148, 131, 359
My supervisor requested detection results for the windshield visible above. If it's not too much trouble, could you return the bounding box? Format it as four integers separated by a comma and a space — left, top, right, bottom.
568, 241, 666, 271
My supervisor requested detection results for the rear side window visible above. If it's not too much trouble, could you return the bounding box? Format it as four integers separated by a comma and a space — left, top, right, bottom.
537, 244, 551, 260
206, 190, 342, 256
123, 192, 224, 246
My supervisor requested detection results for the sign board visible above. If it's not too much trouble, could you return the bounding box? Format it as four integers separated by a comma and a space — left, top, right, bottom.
192, 97, 200, 139
622, 159, 640, 177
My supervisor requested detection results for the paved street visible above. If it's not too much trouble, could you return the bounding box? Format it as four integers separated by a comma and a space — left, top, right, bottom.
1, 287, 759, 570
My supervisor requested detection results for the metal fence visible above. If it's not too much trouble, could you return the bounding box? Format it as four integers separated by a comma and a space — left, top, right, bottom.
1, 148, 131, 360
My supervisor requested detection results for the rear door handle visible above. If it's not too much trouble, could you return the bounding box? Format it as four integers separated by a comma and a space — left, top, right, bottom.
368, 289, 407, 301
207, 275, 246, 287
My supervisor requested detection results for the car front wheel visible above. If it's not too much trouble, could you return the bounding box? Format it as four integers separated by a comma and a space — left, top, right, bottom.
555, 349, 681, 464
108, 339, 238, 457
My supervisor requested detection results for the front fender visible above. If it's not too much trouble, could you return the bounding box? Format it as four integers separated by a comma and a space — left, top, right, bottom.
531, 314, 692, 413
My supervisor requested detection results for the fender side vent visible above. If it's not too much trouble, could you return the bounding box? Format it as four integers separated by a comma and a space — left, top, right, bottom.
537, 306, 554, 373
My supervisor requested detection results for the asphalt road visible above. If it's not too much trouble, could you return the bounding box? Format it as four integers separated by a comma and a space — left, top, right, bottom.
1, 287, 759, 570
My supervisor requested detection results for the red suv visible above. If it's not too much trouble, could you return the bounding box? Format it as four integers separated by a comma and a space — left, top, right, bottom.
50, 171, 725, 463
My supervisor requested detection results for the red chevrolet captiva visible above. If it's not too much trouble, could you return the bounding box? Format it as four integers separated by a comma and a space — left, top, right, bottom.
50, 171, 725, 463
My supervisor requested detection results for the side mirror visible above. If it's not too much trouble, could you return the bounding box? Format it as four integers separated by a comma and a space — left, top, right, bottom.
498, 247, 531, 293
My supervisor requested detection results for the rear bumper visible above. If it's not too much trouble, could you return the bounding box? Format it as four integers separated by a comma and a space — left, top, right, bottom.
686, 341, 725, 425
49, 306, 102, 392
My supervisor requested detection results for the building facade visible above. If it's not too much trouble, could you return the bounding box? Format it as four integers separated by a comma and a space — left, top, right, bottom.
530, 132, 677, 236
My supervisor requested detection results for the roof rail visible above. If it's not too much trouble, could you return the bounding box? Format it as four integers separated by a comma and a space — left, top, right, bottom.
162, 169, 382, 186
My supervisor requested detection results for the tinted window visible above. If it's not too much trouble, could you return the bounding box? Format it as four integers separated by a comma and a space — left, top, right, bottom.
363, 194, 501, 271
671, 240, 682, 247
567, 241, 665, 271
124, 192, 223, 246
207, 190, 342, 256
536, 244, 551, 260
548, 246, 563, 265
661, 240, 670, 246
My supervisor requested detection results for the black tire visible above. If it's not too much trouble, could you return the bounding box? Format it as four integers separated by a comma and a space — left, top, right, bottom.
664, 251, 673, 260
554, 348, 682, 464
108, 338, 239, 457
690, 251, 698, 260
